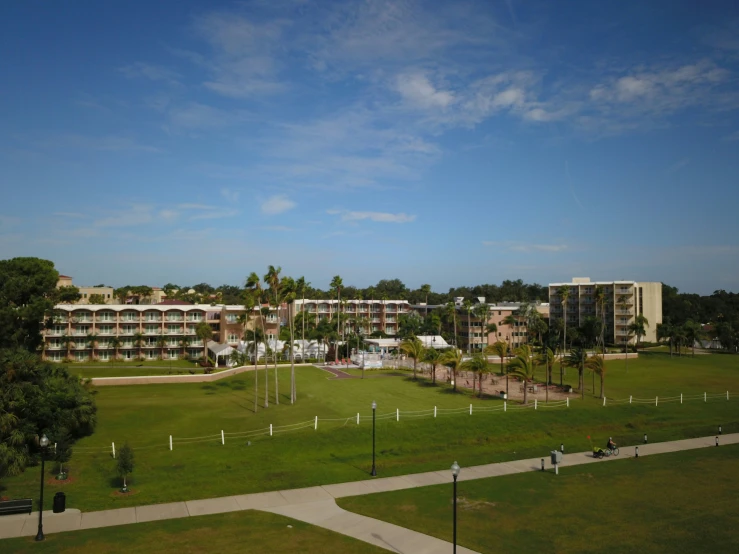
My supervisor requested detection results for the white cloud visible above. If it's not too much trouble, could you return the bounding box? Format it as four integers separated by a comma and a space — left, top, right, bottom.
94, 205, 155, 228
261, 195, 296, 215
220, 188, 240, 203
27, 134, 160, 153
190, 209, 239, 221
177, 203, 218, 210
168, 102, 249, 130
330, 210, 416, 223
396, 73, 455, 109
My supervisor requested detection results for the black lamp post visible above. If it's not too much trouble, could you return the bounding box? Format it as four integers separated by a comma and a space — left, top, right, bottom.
35, 433, 49, 542
451, 461, 461, 553
371, 401, 377, 476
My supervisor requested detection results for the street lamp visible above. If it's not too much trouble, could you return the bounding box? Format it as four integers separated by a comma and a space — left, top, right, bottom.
36, 434, 49, 542
371, 401, 377, 476
451, 461, 461, 554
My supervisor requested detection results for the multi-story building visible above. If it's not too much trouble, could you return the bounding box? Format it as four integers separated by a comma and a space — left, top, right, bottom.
42, 303, 280, 362
294, 299, 411, 336
57, 275, 115, 305
548, 278, 662, 345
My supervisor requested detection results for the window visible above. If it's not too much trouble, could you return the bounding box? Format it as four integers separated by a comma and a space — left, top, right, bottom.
228, 333, 239, 342
147, 351, 156, 359
99, 351, 109, 361
99, 325, 113, 335
53, 325, 65, 334
168, 325, 181, 334
146, 325, 159, 334
168, 349, 178, 360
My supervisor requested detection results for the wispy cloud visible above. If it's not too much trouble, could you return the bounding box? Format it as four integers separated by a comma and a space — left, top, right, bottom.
119, 62, 181, 85
26, 133, 161, 153
483, 241, 568, 253
666, 157, 691, 174
190, 209, 239, 221
53, 212, 88, 219
177, 203, 218, 210
328, 210, 416, 223
167, 102, 251, 131
220, 188, 240, 203
261, 195, 296, 215
94, 204, 155, 228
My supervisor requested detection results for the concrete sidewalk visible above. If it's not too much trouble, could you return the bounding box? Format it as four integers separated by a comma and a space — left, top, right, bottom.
2, 433, 736, 552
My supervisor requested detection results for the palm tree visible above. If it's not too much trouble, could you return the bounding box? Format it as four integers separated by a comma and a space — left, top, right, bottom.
399, 336, 424, 380
507, 345, 536, 405
281, 276, 298, 404
682, 320, 703, 357
594, 285, 607, 355
264, 266, 282, 404
440, 347, 463, 392
463, 299, 473, 354
242, 289, 258, 413
330, 276, 343, 363
502, 313, 518, 349
557, 285, 571, 355
132, 332, 144, 360
629, 314, 649, 351
485, 340, 508, 395
673, 325, 688, 357
585, 354, 606, 398
296, 276, 309, 355
445, 302, 458, 348
423, 347, 441, 384
657, 322, 674, 357
180, 335, 191, 359
462, 353, 489, 397
247, 272, 269, 408
109, 336, 122, 365
566, 347, 588, 400
156, 333, 166, 360
537, 346, 555, 403
195, 321, 212, 367
420, 284, 431, 317
473, 303, 490, 352
86, 333, 99, 362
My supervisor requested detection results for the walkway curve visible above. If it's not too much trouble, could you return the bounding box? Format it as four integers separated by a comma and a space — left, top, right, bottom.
1, 433, 737, 551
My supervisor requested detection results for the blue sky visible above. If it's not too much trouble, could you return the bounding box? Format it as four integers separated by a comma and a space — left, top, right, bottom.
1, 0, 738, 295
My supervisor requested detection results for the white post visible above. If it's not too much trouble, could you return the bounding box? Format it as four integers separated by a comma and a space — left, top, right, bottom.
112, 442, 115, 459
728, 391, 730, 401
555, 464, 559, 475
221, 430, 225, 445
566, 397, 569, 408
680, 393, 683, 404
704, 392, 707, 402
656, 396, 658, 407
504, 401, 507, 412
315, 416, 318, 430
270, 424, 273, 436
357, 413, 360, 425
396, 408, 399, 421
470, 404, 473, 415
434, 406, 437, 418
534, 399, 537, 410
169, 435, 172, 451
603, 397, 606, 407
629, 395, 632, 404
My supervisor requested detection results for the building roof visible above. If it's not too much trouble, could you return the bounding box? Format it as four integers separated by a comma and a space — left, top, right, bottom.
58, 275, 72, 279
157, 299, 193, 305
208, 340, 234, 356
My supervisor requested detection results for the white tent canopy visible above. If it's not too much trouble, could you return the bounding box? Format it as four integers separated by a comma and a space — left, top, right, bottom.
207, 340, 235, 366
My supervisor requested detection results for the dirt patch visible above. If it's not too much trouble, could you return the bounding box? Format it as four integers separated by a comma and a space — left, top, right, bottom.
47, 475, 76, 486
318, 365, 358, 379
458, 497, 496, 511
397, 504, 418, 512
111, 489, 139, 497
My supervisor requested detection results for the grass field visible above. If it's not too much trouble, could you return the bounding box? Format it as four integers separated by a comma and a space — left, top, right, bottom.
1, 352, 737, 513
338, 443, 739, 553
2, 510, 384, 554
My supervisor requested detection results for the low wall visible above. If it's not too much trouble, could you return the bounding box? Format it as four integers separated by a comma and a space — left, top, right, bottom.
89, 363, 314, 387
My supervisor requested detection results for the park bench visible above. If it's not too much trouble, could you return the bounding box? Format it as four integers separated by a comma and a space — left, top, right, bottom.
0, 498, 33, 516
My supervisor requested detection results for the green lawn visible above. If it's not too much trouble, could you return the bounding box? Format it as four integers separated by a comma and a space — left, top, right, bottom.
1, 354, 737, 513
2, 510, 384, 554
338, 444, 739, 553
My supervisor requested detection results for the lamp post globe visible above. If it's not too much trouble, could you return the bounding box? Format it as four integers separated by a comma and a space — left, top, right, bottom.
36, 434, 50, 542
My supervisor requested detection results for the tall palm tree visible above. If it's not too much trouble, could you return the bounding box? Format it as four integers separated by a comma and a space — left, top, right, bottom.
557, 285, 571, 375
585, 354, 606, 398
156, 333, 166, 360
485, 340, 509, 396
296, 276, 308, 355
440, 347, 463, 392
682, 320, 703, 357
86, 333, 99, 362
281, 276, 298, 404
507, 345, 536, 405
462, 353, 489, 397
536, 346, 555, 403
502, 313, 517, 348
657, 322, 674, 357
463, 299, 473, 354
399, 336, 424, 380
594, 285, 607, 354
629, 314, 649, 351
132, 332, 144, 361
109, 336, 121, 365
672, 325, 688, 357
330, 275, 343, 363
247, 272, 269, 408
566, 347, 588, 400
423, 347, 441, 384
420, 283, 431, 317
617, 295, 630, 353
242, 289, 258, 413
445, 302, 458, 348
473, 303, 490, 352
195, 322, 212, 367
264, 265, 282, 404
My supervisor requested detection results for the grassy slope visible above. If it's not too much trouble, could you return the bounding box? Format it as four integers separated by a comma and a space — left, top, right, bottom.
2, 510, 384, 554
1, 354, 737, 512
338, 444, 739, 554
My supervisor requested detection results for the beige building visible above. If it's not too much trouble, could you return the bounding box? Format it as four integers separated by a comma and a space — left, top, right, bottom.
57, 275, 114, 304
294, 299, 411, 336
548, 278, 662, 345
42, 303, 281, 363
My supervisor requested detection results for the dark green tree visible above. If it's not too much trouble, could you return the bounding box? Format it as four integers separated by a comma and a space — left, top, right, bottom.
116, 443, 135, 492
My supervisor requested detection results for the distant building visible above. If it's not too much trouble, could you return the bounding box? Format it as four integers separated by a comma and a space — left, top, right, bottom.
56, 275, 114, 305
548, 277, 662, 345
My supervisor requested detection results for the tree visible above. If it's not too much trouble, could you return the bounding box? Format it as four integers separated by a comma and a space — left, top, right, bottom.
0, 349, 97, 481
566, 347, 588, 400
156, 333, 167, 360
86, 333, 99, 362
399, 336, 424, 380
61, 334, 74, 361
462, 353, 489, 397
629, 314, 649, 350
420, 284, 431, 316
109, 336, 122, 364
473, 304, 490, 351
507, 345, 536, 405
195, 321, 213, 367
463, 299, 473, 354
423, 347, 441, 384
536, 346, 555, 403
116, 443, 135, 492
296, 276, 309, 356
594, 285, 607, 354
682, 320, 703, 357
440, 347, 463, 392
0, 257, 60, 352
557, 285, 571, 358
485, 340, 509, 394
264, 265, 282, 404
246, 272, 270, 408
502, 314, 518, 347
281, 276, 298, 404
445, 302, 458, 347
330, 275, 343, 363
132, 332, 144, 360
585, 354, 606, 399
52, 428, 73, 479
88, 294, 107, 305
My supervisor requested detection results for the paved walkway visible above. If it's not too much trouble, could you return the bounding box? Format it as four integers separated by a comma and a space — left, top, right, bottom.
2, 433, 736, 552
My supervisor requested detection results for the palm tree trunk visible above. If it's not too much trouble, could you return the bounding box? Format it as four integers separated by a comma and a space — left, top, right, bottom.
545, 361, 549, 403
290, 302, 295, 404
600, 374, 604, 398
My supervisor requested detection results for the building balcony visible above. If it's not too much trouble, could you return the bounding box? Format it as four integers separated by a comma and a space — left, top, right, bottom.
144, 318, 162, 323
46, 344, 62, 350
166, 318, 184, 322
75, 344, 88, 350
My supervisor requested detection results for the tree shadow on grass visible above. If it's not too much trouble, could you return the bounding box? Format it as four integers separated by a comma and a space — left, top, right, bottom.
329, 452, 369, 475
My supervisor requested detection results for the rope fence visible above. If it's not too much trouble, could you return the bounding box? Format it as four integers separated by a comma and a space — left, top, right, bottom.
69, 390, 730, 455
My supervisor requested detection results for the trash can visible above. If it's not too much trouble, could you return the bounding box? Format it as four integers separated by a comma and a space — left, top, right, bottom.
500, 391, 507, 399
53, 492, 66, 513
